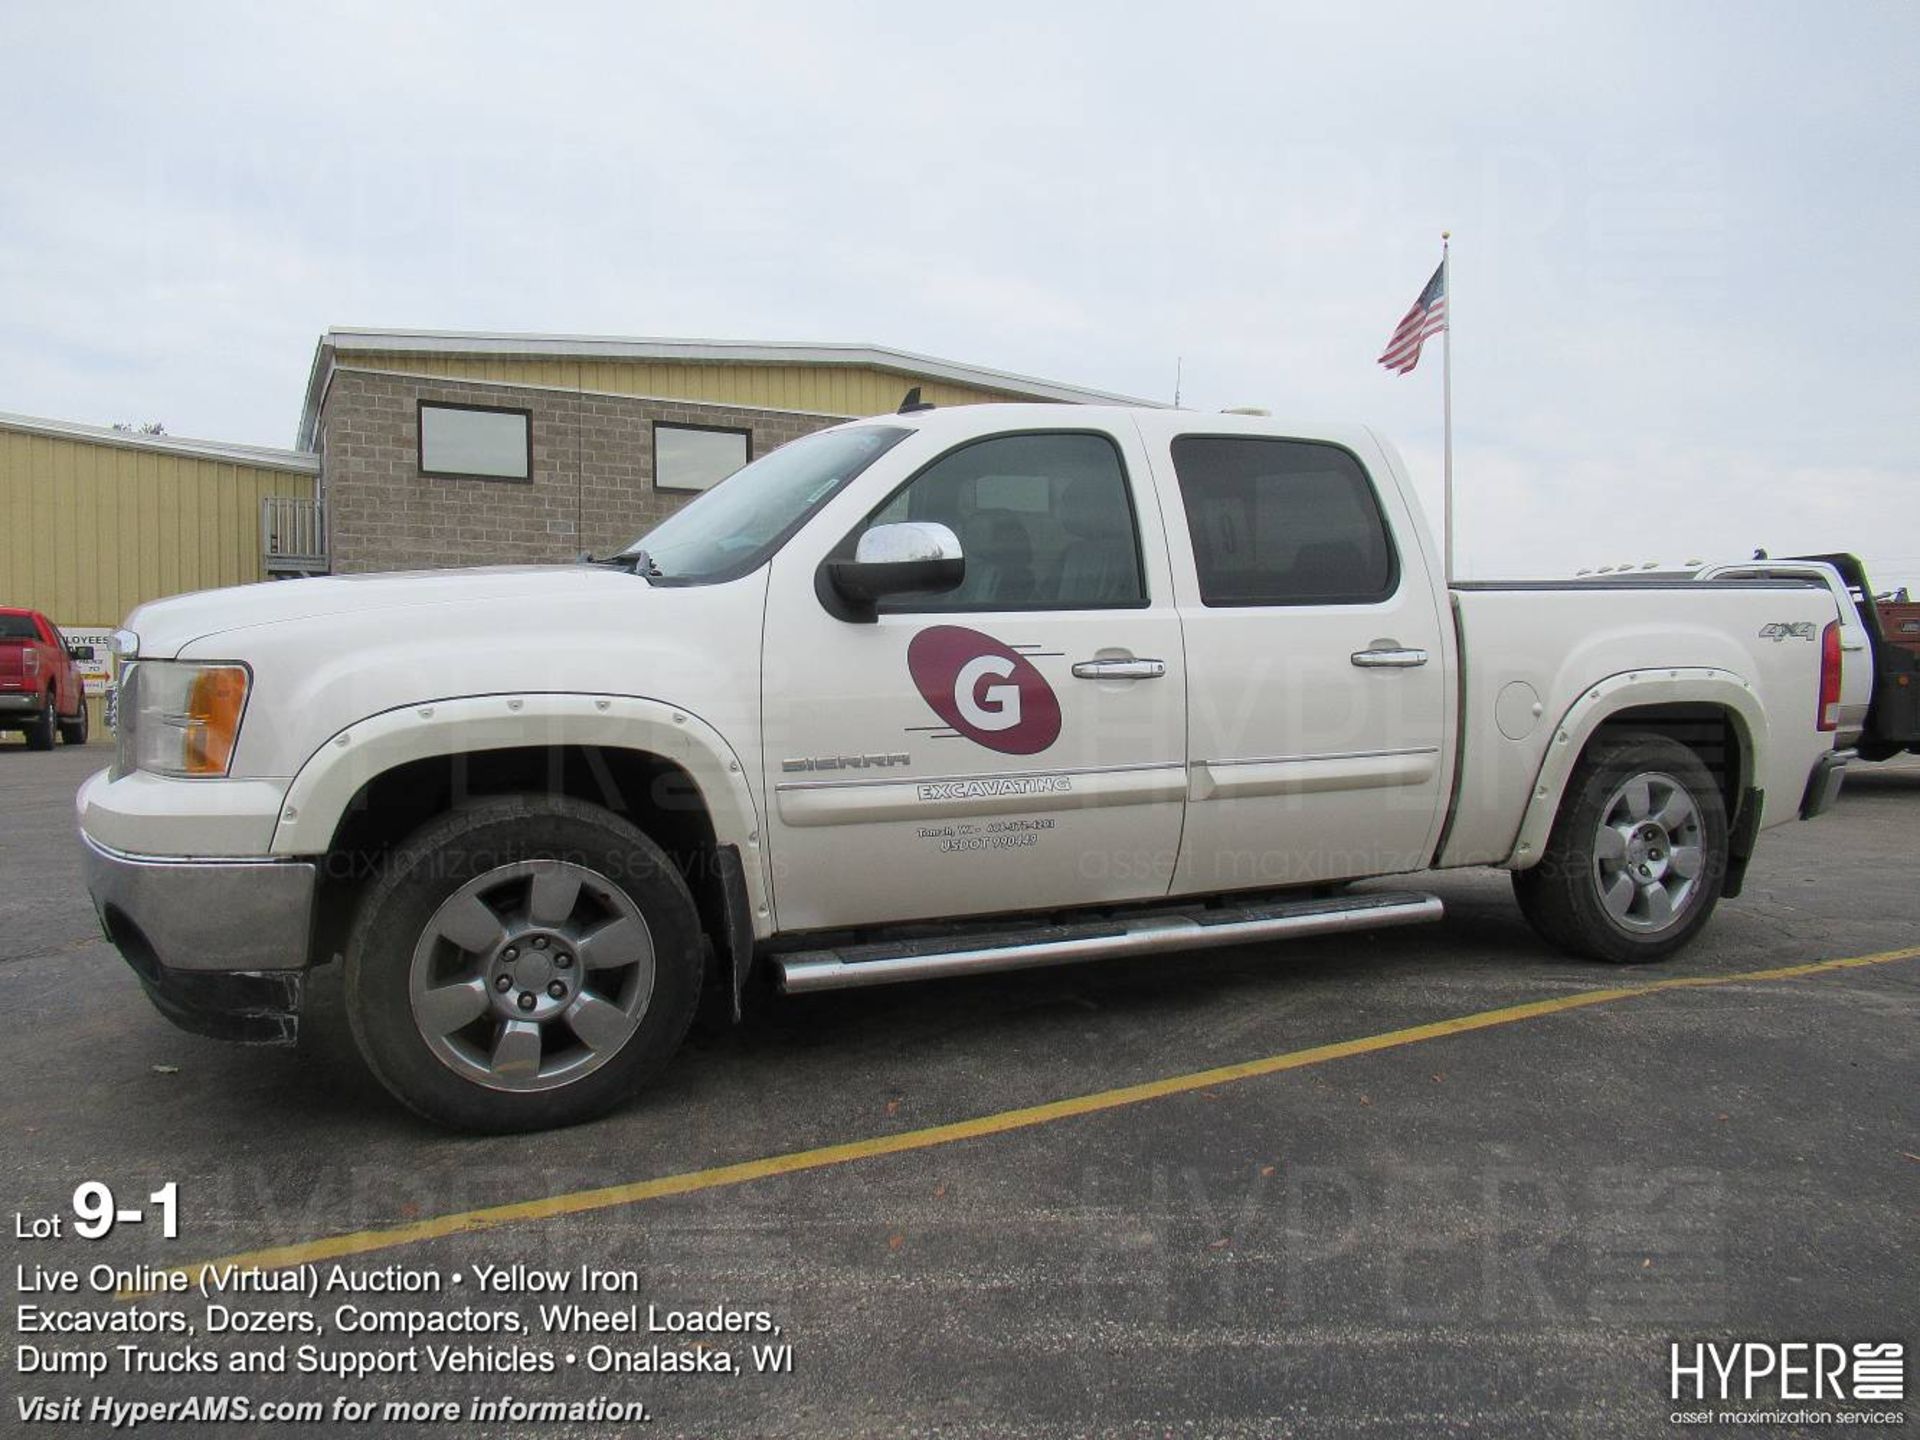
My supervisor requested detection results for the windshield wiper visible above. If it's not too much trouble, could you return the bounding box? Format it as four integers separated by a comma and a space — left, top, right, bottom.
592, 549, 663, 578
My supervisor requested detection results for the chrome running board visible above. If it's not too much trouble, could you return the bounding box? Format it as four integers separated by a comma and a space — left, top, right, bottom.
775, 890, 1443, 995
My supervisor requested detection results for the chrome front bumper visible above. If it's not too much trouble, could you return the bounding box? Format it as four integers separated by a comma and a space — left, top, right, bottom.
81, 833, 317, 1044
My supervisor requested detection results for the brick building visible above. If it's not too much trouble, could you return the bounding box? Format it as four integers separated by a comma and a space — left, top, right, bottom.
313, 368, 834, 573
294, 329, 1151, 575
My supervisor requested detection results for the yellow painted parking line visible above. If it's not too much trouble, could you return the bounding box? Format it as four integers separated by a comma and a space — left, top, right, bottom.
123, 942, 1920, 1299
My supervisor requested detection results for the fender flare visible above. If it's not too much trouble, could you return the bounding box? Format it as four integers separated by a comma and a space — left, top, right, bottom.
267, 692, 772, 929
1505, 667, 1767, 870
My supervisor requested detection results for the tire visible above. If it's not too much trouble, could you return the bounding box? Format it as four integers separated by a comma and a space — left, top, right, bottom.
1511, 733, 1728, 964
58, 697, 89, 746
345, 794, 704, 1132
24, 692, 56, 751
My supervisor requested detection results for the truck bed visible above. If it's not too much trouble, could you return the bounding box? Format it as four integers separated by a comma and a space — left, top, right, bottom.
1440, 576, 1836, 868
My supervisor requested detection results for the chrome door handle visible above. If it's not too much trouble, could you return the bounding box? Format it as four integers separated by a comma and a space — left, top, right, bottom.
1072, 658, 1167, 680
1350, 647, 1429, 668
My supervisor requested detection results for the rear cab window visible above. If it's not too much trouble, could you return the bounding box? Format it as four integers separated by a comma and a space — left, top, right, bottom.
1169, 436, 1398, 606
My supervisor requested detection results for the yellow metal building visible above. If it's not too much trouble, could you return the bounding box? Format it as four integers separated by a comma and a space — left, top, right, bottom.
0, 413, 319, 731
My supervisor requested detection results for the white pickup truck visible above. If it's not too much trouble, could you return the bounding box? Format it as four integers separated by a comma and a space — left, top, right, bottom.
79, 404, 1858, 1130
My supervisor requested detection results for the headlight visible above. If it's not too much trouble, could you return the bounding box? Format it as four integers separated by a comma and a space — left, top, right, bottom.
115, 661, 251, 778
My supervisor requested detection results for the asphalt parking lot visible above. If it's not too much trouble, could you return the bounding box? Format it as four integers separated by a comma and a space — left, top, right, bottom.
3, 738, 1915, 1437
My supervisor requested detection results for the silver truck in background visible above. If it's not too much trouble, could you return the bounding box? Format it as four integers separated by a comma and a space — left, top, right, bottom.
1699, 554, 1918, 762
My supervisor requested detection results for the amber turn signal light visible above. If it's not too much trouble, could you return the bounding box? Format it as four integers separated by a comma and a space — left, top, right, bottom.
184, 666, 249, 775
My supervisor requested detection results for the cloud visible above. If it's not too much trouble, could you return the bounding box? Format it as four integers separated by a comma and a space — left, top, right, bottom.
0, 0, 1914, 586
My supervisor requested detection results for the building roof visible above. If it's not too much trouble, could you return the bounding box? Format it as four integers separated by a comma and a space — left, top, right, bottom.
298, 327, 1156, 448
0, 410, 319, 473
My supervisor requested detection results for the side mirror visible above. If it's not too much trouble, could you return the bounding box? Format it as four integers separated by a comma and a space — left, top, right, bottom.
827, 522, 965, 609
68, 645, 95, 662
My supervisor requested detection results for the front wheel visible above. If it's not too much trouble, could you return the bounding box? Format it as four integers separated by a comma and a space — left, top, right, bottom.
1512, 733, 1729, 964
345, 795, 704, 1132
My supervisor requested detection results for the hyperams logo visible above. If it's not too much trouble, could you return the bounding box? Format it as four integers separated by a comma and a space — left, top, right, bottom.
907, 626, 1062, 755
1668, 1340, 1906, 1427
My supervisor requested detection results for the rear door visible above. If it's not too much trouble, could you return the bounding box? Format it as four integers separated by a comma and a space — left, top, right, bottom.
760, 423, 1188, 932
1138, 419, 1452, 893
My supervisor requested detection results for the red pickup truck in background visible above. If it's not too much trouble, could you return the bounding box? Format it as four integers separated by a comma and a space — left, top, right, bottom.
0, 607, 92, 749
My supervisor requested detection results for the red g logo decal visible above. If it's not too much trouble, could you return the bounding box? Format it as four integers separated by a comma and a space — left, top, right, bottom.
907, 626, 1062, 755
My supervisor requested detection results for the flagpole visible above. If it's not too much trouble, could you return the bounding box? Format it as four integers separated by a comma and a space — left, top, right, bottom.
1441, 230, 1453, 585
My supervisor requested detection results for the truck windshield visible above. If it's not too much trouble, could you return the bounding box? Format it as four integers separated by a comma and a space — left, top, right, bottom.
617, 425, 911, 585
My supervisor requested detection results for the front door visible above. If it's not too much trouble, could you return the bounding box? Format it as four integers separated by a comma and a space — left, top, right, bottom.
761, 425, 1188, 933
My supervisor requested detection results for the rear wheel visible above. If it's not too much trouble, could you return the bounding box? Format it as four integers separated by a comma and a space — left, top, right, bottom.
24, 692, 56, 750
345, 794, 703, 1132
1512, 733, 1728, 964
58, 696, 89, 745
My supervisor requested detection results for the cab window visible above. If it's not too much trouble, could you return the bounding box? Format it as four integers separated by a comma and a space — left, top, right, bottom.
862, 432, 1146, 611
1171, 436, 1398, 606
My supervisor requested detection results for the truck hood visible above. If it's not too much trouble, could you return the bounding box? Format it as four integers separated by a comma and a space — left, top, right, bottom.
126, 566, 644, 658
140, 563, 770, 781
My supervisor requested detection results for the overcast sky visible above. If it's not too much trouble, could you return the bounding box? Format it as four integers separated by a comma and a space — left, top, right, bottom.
2, 2, 1915, 586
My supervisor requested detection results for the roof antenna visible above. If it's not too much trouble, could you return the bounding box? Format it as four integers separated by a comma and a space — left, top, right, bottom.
897, 386, 935, 414
1173, 356, 1183, 408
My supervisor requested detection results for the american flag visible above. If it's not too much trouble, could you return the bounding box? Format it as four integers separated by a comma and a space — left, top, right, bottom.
1377, 261, 1447, 374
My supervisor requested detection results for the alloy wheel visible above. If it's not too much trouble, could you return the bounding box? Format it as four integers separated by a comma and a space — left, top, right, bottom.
408, 859, 656, 1092
1591, 770, 1705, 933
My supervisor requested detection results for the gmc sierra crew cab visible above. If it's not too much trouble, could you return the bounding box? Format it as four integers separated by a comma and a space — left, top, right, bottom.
77, 405, 1857, 1130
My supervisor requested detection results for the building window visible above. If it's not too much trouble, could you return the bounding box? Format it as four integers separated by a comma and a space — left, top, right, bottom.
655, 423, 750, 493
418, 401, 532, 481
